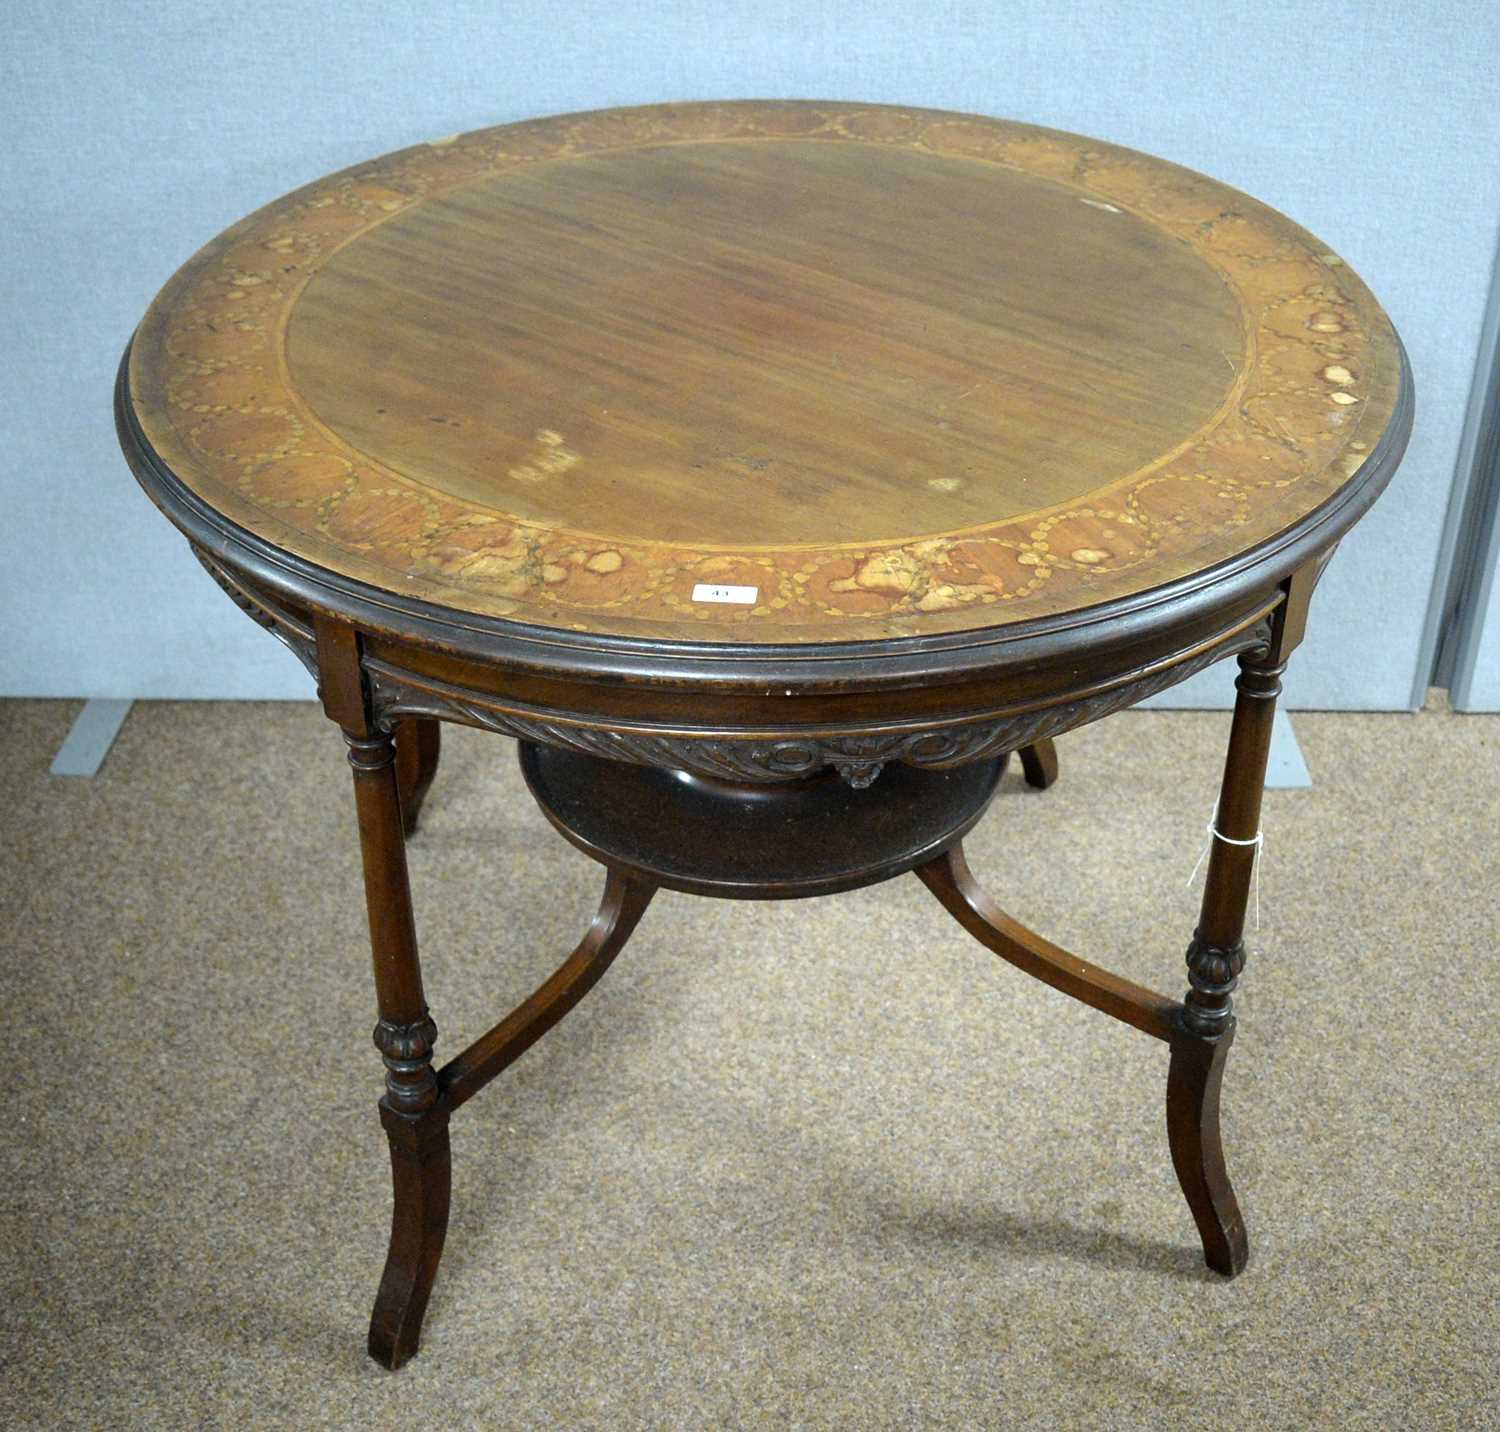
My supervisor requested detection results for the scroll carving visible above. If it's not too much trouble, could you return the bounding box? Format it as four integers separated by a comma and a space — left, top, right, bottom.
365, 620, 1271, 786
192, 539, 1272, 787
191, 546, 320, 679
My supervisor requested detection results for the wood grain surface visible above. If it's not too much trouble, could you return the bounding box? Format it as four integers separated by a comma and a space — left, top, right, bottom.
126, 101, 1404, 644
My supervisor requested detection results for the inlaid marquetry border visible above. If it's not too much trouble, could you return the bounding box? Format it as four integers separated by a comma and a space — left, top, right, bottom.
129, 101, 1403, 644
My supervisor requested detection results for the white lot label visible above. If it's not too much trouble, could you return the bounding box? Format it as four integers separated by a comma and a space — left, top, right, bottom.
691, 583, 758, 605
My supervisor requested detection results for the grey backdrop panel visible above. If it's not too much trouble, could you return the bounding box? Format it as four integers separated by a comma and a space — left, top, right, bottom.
1450, 439, 1500, 708
1456, 571, 1500, 710
4, 1, 1497, 706
1445, 233, 1500, 712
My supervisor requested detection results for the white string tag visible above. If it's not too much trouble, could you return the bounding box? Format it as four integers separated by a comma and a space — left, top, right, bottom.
1186, 805, 1265, 931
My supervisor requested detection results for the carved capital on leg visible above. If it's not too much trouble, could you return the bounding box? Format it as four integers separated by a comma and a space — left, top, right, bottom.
1181, 932, 1247, 1039
373, 1013, 440, 1114
345, 729, 396, 772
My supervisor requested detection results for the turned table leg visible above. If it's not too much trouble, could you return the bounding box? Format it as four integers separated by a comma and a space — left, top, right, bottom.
316, 619, 449, 1369
1166, 644, 1283, 1277
912, 573, 1321, 1276
1016, 738, 1059, 790
341, 769, 654, 1369
394, 718, 442, 837
345, 726, 451, 1369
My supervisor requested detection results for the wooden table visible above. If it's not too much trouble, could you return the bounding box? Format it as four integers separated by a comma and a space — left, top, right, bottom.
115, 101, 1412, 1369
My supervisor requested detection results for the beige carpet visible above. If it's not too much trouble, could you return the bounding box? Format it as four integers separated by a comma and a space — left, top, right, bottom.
1, 698, 1496, 1430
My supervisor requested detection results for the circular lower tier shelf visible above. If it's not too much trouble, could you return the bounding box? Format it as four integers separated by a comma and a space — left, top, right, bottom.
519, 742, 1007, 899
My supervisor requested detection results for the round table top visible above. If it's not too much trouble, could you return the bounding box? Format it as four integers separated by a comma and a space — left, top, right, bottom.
124, 100, 1407, 650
